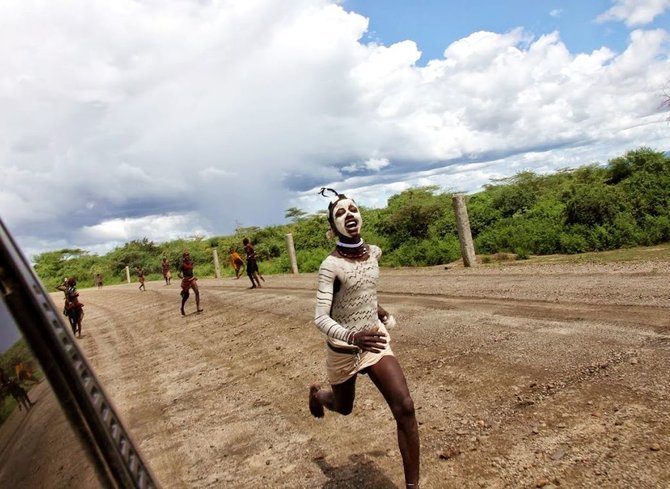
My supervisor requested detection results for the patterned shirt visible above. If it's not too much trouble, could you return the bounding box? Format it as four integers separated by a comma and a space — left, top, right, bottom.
314, 245, 381, 342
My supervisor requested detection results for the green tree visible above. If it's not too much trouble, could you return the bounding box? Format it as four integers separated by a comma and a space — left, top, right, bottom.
466, 192, 502, 237
377, 186, 448, 249
488, 171, 542, 218
563, 184, 628, 227
614, 148, 670, 220
285, 207, 307, 222
33, 249, 102, 289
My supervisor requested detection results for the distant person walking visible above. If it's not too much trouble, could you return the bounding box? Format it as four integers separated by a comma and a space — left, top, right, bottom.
242, 238, 263, 289
3, 377, 35, 411
57, 277, 84, 338
94, 273, 103, 289
161, 257, 172, 285
136, 266, 146, 291
179, 251, 203, 315
228, 248, 245, 279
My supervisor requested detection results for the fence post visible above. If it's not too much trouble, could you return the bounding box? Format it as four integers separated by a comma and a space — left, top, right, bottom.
213, 249, 221, 279
285, 233, 299, 274
452, 193, 477, 267
125, 266, 131, 284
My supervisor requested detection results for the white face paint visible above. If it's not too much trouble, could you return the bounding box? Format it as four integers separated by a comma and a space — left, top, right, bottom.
331, 198, 362, 239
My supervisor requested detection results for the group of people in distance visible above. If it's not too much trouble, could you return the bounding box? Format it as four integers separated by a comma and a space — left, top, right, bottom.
53, 190, 418, 486
62, 238, 263, 323
52, 238, 264, 335
226, 240, 265, 288
170, 239, 265, 315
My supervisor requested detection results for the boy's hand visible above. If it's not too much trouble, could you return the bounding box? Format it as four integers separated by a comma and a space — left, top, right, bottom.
351, 328, 387, 353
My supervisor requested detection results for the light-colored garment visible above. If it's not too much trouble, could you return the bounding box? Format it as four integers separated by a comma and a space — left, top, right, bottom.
314, 245, 394, 384
315, 245, 382, 341
326, 321, 393, 384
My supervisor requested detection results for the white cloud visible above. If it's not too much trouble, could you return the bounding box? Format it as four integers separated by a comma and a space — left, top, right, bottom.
1, 0, 669, 256
550, 9, 562, 18
364, 157, 390, 171
342, 157, 390, 173
596, 0, 670, 27
78, 213, 209, 244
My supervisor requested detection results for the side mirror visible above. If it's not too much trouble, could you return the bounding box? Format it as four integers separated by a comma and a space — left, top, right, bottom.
0, 218, 159, 489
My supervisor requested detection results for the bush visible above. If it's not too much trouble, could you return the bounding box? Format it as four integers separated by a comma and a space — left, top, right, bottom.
563, 184, 627, 227
639, 215, 670, 245
296, 248, 333, 273
514, 248, 530, 260
558, 232, 589, 254
377, 187, 450, 249
475, 218, 561, 256
383, 237, 461, 267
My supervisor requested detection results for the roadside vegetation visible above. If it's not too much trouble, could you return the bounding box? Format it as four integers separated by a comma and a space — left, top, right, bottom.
33, 147, 670, 290
0, 339, 42, 424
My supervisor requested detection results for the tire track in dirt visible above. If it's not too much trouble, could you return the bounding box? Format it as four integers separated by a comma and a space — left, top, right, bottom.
38, 267, 670, 488
208, 282, 670, 331
197, 278, 670, 488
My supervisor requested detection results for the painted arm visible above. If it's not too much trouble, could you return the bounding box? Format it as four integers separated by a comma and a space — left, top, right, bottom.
314, 260, 351, 342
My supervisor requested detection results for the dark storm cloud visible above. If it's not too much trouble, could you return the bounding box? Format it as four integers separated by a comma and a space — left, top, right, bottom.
0, 0, 668, 256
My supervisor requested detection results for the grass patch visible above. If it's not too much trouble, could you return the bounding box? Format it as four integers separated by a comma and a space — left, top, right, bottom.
0, 396, 18, 424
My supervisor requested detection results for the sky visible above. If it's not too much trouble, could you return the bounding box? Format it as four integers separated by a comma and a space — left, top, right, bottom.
1, 0, 669, 260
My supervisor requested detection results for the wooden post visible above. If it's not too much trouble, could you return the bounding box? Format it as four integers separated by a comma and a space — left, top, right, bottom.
452, 194, 476, 267
285, 233, 299, 274
213, 249, 221, 279
125, 266, 131, 283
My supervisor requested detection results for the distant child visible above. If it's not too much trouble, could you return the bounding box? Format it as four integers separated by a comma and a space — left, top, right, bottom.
228, 248, 245, 279
136, 266, 146, 291
242, 238, 263, 289
179, 251, 203, 315
161, 257, 172, 285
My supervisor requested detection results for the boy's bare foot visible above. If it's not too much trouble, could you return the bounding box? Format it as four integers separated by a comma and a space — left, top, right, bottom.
309, 384, 324, 418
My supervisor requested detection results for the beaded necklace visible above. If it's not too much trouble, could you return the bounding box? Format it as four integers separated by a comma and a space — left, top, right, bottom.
336, 242, 369, 259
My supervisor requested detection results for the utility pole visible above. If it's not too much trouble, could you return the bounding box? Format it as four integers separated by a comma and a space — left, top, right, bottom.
212, 249, 221, 279
452, 194, 477, 267
285, 233, 299, 274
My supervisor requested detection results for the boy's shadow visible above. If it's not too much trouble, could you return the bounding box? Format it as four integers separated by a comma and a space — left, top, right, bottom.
313, 452, 398, 489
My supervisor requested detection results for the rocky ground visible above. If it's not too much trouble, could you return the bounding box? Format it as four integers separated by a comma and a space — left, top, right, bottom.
1, 257, 669, 488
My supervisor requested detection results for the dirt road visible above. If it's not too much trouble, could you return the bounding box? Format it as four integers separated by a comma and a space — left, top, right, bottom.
4, 259, 670, 488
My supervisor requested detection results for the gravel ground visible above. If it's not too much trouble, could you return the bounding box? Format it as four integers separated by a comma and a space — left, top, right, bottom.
1, 258, 669, 488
